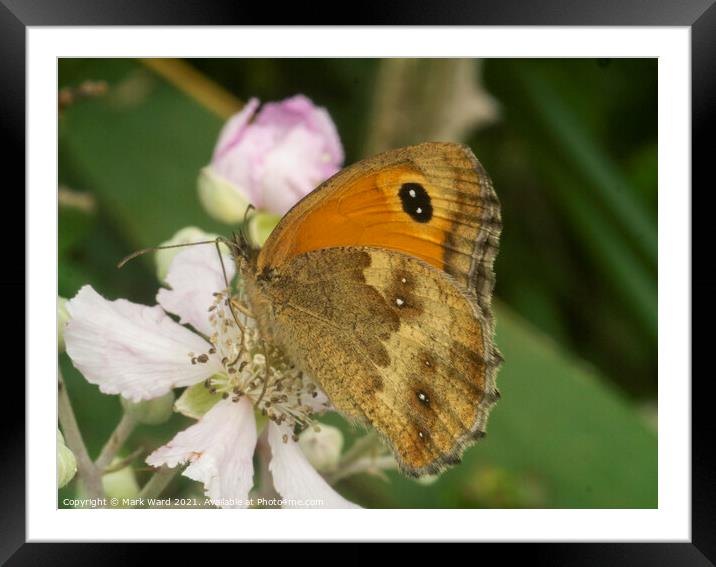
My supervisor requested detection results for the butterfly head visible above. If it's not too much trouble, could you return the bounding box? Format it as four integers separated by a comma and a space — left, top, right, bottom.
228, 204, 261, 273
228, 229, 255, 274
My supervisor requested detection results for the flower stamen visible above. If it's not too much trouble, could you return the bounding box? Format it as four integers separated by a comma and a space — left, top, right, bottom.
193, 289, 326, 435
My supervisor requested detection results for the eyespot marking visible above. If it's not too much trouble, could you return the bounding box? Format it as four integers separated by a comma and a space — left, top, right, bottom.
399, 182, 433, 223
416, 390, 430, 405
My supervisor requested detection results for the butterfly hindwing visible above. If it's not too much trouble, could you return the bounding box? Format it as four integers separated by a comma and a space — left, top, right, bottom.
250, 246, 501, 476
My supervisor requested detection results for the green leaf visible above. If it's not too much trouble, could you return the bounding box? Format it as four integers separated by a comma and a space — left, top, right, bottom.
480, 59, 657, 343
517, 62, 657, 269
58, 205, 95, 258
60, 59, 227, 250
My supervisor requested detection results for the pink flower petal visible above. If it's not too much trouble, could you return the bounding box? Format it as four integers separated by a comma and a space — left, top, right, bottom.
213, 125, 272, 206
268, 422, 359, 509
255, 95, 343, 171
253, 94, 312, 128
64, 285, 220, 402
212, 98, 260, 161
260, 126, 335, 214
157, 246, 236, 337
206, 94, 344, 217
292, 97, 344, 166
146, 398, 257, 508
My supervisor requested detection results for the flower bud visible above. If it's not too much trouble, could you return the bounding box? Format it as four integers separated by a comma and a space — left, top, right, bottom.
57, 430, 77, 488
298, 424, 344, 473
102, 459, 140, 506
248, 211, 281, 247
58, 297, 70, 352
73, 458, 140, 506
197, 167, 251, 225
200, 95, 343, 224
155, 226, 224, 282
121, 391, 175, 425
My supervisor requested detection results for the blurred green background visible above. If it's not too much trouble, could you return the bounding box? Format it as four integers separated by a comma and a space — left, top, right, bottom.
58, 58, 657, 508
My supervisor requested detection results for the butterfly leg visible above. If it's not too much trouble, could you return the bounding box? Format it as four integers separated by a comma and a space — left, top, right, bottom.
255, 342, 271, 406
230, 298, 255, 319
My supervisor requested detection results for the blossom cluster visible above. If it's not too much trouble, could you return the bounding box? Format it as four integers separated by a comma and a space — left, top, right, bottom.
61, 96, 362, 508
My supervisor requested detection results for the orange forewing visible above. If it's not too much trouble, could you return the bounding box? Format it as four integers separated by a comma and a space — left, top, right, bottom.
257, 165, 452, 273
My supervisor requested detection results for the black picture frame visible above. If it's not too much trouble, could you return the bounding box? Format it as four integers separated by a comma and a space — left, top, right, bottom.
5, 0, 710, 562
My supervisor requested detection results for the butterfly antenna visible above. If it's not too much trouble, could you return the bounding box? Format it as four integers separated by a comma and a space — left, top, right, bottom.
118, 236, 248, 349
212, 238, 246, 331
116, 239, 239, 269
210, 238, 252, 371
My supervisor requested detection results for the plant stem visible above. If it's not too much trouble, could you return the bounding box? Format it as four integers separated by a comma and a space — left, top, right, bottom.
363, 59, 497, 156
95, 412, 137, 471
322, 430, 395, 485
101, 446, 145, 474
57, 367, 103, 498
326, 455, 398, 485
138, 465, 178, 502
139, 58, 243, 120
337, 430, 382, 469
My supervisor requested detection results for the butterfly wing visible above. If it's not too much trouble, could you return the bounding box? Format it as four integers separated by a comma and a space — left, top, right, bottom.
254, 246, 501, 476
257, 142, 501, 319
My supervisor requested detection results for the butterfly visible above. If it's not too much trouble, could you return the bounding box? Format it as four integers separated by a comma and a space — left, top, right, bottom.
235, 142, 502, 477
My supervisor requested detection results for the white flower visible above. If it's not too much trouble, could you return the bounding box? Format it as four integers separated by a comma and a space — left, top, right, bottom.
298, 425, 344, 473
64, 243, 358, 509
